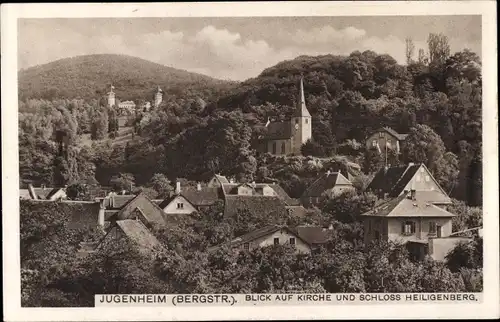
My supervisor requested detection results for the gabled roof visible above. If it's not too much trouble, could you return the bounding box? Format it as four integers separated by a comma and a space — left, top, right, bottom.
367, 163, 450, 202
114, 192, 167, 225
260, 184, 299, 206
224, 195, 287, 219
361, 193, 455, 218
367, 165, 409, 195
158, 194, 196, 210
301, 172, 353, 198
375, 127, 408, 141
295, 226, 332, 244
114, 219, 161, 252
261, 121, 293, 140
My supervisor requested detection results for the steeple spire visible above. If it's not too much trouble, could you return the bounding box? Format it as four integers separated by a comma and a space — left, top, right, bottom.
293, 76, 311, 117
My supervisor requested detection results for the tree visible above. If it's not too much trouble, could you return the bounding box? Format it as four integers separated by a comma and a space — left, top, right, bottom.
405, 38, 415, 65
322, 190, 378, 224
147, 173, 173, 198
445, 237, 483, 273
66, 183, 91, 200
401, 124, 446, 173
90, 110, 108, 140
427, 33, 451, 68
109, 173, 135, 193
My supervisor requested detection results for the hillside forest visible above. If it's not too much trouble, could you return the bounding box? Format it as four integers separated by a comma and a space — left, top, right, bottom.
19, 33, 484, 305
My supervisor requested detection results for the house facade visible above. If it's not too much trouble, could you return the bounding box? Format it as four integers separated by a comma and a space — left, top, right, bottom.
365, 127, 408, 154
257, 77, 312, 156
361, 190, 465, 261
211, 225, 311, 254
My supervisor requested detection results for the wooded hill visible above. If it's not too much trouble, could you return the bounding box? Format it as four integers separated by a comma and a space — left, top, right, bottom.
18, 54, 236, 102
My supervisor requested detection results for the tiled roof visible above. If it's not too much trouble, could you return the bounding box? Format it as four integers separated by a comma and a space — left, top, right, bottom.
19, 189, 31, 199
361, 194, 456, 218
45, 188, 66, 200
180, 187, 222, 206
115, 219, 161, 252
224, 195, 287, 219
262, 121, 292, 140
389, 164, 421, 196
366, 165, 411, 195
295, 226, 332, 244
412, 191, 451, 204
102, 195, 136, 209
115, 193, 167, 226
263, 184, 299, 206
301, 172, 353, 198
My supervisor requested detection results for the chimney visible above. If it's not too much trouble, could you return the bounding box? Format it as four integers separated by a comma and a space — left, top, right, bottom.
197, 183, 202, 191
410, 189, 416, 200
41, 184, 46, 190
326, 170, 331, 177
328, 223, 334, 230
230, 178, 235, 184
175, 181, 181, 194
28, 184, 38, 200
251, 181, 256, 188
98, 202, 105, 227
408, 162, 415, 167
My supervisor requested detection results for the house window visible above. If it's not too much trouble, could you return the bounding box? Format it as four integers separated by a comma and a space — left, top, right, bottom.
295, 119, 299, 124
244, 242, 250, 250
425, 175, 430, 182
281, 142, 286, 154
372, 140, 377, 147
429, 222, 437, 235
177, 202, 184, 209
379, 132, 384, 138
274, 237, 279, 245
289, 237, 296, 245
375, 231, 380, 240
272, 142, 277, 154
416, 175, 421, 182
386, 139, 391, 147
305, 118, 308, 124
402, 221, 416, 235
368, 220, 372, 233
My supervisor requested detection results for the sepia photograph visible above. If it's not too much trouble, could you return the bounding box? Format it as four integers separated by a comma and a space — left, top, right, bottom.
2, 1, 498, 321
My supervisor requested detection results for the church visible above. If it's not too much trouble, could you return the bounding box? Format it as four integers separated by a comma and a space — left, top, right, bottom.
257, 78, 312, 155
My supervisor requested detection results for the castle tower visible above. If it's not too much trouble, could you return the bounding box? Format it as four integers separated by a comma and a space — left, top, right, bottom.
107, 85, 116, 107
290, 77, 312, 155
154, 86, 163, 108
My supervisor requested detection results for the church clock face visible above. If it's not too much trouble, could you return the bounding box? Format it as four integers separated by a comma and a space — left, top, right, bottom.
295, 123, 299, 130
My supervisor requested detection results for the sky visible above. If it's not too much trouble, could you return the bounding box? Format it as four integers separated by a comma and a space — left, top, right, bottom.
18, 16, 481, 81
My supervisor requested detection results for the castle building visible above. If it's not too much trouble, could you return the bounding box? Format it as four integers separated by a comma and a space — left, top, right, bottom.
107, 85, 116, 107
154, 86, 163, 108
257, 78, 312, 155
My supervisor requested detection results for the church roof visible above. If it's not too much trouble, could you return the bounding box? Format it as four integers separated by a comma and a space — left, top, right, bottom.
293, 77, 311, 118
261, 121, 292, 140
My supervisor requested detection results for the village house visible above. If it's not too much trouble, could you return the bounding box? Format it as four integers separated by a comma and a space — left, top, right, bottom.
98, 192, 168, 230
117, 100, 136, 114
367, 163, 452, 206
361, 189, 467, 261
257, 77, 312, 156
365, 126, 408, 154
301, 170, 355, 207
20, 184, 67, 201
295, 225, 333, 250
158, 182, 222, 216
209, 225, 312, 254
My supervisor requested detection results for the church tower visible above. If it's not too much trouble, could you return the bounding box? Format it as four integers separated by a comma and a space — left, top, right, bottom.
154, 86, 163, 108
107, 85, 116, 107
290, 77, 312, 155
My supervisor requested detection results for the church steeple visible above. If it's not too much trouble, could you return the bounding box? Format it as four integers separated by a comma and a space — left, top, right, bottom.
294, 77, 311, 117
